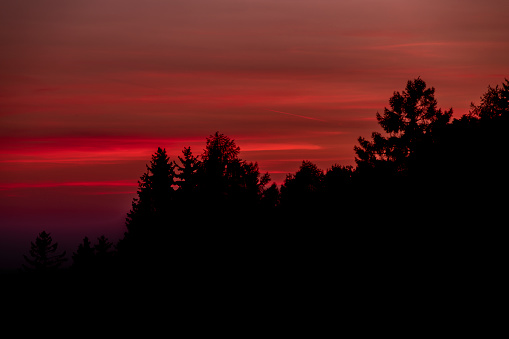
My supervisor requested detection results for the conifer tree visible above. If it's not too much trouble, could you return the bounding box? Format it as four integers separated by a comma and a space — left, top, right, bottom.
198, 132, 270, 205
260, 182, 280, 209
125, 147, 176, 237
94, 235, 114, 270
200, 132, 241, 196
72, 236, 94, 271
149, 147, 176, 210
120, 147, 176, 263
174, 146, 200, 195
23, 231, 67, 273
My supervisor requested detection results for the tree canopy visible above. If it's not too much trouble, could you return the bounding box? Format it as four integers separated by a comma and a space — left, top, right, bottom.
468, 78, 509, 121
354, 77, 452, 173
16, 78, 508, 282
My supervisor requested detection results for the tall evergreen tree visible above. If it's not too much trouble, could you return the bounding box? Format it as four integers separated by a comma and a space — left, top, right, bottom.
125, 147, 176, 236
174, 146, 200, 196
148, 147, 176, 215
120, 147, 176, 264
23, 231, 67, 273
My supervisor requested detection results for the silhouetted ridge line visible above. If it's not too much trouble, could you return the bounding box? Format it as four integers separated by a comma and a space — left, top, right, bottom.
12, 78, 507, 286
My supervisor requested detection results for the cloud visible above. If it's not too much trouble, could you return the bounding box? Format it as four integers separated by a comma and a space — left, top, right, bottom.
1, 0, 509, 251
265, 109, 326, 122
240, 142, 322, 152
0, 180, 136, 190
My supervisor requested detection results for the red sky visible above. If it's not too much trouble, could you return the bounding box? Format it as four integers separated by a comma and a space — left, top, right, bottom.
1, 0, 508, 268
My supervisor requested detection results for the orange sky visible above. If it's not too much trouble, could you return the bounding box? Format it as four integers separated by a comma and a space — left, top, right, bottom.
1, 0, 508, 268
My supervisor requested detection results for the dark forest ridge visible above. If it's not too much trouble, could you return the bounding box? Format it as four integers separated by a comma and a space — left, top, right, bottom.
7, 78, 509, 278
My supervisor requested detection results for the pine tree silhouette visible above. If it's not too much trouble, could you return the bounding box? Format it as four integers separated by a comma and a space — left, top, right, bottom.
23, 231, 67, 273
125, 147, 176, 237
260, 182, 280, 210
72, 236, 94, 272
118, 147, 176, 269
174, 146, 200, 197
94, 235, 114, 271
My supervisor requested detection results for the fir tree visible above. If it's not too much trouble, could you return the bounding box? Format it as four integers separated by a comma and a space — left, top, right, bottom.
198, 132, 270, 207
125, 147, 176, 236
23, 231, 67, 273
94, 235, 114, 271
260, 182, 280, 209
174, 146, 200, 195
120, 147, 176, 265
72, 236, 95, 272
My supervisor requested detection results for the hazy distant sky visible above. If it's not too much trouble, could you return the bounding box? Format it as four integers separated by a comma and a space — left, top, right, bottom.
1, 0, 508, 267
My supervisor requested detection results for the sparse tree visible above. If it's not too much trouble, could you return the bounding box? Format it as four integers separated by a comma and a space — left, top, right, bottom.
468, 78, 509, 120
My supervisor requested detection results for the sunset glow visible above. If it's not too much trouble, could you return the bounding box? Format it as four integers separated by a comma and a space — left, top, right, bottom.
1, 0, 508, 269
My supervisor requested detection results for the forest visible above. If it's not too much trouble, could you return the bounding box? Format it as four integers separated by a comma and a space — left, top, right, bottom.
9, 78, 509, 284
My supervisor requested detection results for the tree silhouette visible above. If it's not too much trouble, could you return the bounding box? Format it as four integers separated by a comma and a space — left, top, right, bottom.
324, 165, 353, 191
94, 235, 114, 271
202, 131, 241, 168
197, 131, 270, 209
72, 236, 95, 272
23, 231, 67, 273
227, 160, 271, 207
125, 147, 175, 236
174, 146, 200, 196
467, 78, 509, 121
280, 160, 324, 209
147, 147, 176, 214
199, 131, 241, 198
354, 78, 452, 173
260, 182, 280, 210
7, 78, 509, 292
72, 235, 116, 275
95, 235, 113, 257
413, 79, 509, 221
119, 147, 176, 268
322, 164, 354, 205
